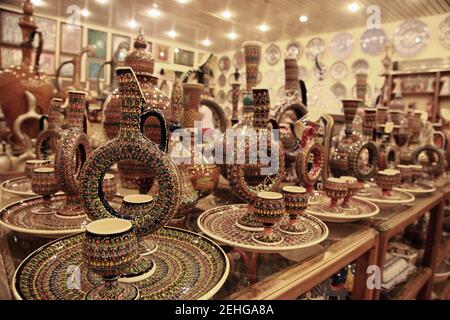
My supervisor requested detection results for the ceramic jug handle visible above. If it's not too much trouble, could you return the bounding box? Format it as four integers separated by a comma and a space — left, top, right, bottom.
140, 109, 169, 153
39, 115, 48, 131
269, 118, 280, 129
97, 60, 113, 97
55, 60, 74, 94
433, 131, 446, 151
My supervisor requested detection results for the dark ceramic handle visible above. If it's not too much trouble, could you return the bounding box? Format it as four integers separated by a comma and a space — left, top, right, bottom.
269, 118, 280, 129
140, 109, 169, 153
39, 115, 48, 131
55, 60, 74, 94
97, 60, 113, 97
26, 30, 44, 73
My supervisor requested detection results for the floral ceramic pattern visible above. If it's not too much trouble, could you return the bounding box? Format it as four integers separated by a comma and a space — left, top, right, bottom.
13, 227, 229, 300
393, 20, 429, 57
0, 194, 123, 237
438, 15, 450, 50
197, 204, 328, 252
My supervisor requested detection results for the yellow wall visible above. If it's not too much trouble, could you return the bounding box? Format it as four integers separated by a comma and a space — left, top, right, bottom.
213, 13, 450, 116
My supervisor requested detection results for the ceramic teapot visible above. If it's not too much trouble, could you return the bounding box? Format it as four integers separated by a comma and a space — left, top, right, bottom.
54, 91, 91, 218
35, 98, 64, 160
79, 66, 180, 236
0, 1, 52, 149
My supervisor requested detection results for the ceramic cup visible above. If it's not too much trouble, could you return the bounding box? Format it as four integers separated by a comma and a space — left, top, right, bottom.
397, 165, 412, 186
102, 173, 117, 201
279, 186, 308, 235
376, 169, 401, 198
323, 177, 348, 213
30, 167, 60, 214
409, 164, 424, 183
83, 218, 140, 300
119, 194, 157, 283
340, 176, 359, 211
25, 159, 51, 179
252, 191, 285, 245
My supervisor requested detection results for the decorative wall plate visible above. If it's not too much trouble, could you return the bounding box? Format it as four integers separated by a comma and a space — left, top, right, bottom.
277, 86, 285, 100
360, 28, 387, 55
13, 227, 229, 300
264, 70, 277, 89
298, 66, 308, 79
218, 73, 226, 87
393, 20, 429, 57
330, 32, 354, 59
354, 185, 415, 204
265, 44, 281, 65
331, 83, 347, 100
306, 37, 325, 61
226, 89, 233, 103
0, 194, 122, 238
197, 204, 329, 253
351, 84, 371, 101
305, 192, 379, 223
233, 50, 245, 69
286, 41, 303, 60
438, 15, 450, 50
351, 59, 370, 75
330, 61, 348, 81
217, 90, 226, 104
218, 56, 231, 72
394, 183, 436, 195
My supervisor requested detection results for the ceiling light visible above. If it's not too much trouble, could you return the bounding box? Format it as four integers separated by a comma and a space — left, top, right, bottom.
95, 0, 108, 4
128, 19, 137, 29
31, 0, 44, 6
176, 0, 189, 3
148, 7, 161, 18
201, 39, 211, 46
81, 8, 90, 17
167, 30, 178, 38
347, 3, 360, 12
227, 32, 237, 40
221, 10, 232, 19
259, 24, 269, 32
299, 15, 308, 22
174, 48, 180, 53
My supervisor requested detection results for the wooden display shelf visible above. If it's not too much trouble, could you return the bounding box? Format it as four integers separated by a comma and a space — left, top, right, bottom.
385, 267, 433, 300
360, 190, 445, 300
437, 235, 450, 265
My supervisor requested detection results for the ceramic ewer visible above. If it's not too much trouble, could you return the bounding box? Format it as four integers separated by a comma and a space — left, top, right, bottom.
0, 1, 52, 150
54, 90, 91, 219
83, 218, 140, 300
35, 98, 64, 160
294, 111, 325, 204
79, 67, 180, 276
252, 191, 286, 245
330, 99, 378, 184
270, 58, 307, 182
227, 88, 285, 231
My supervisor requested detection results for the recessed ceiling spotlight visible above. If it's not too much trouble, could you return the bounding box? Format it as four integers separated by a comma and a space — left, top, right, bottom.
222, 10, 232, 19
148, 5, 161, 18
95, 0, 108, 4
227, 32, 237, 40
31, 0, 45, 6
201, 39, 211, 46
259, 24, 269, 32
167, 30, 178, 38
299, 15, 308, 22
174, 48, 180, 53
81, 8, 90, 17
176, 0, 189, 3
347, 2, 360, 12
128, 19, 138, 29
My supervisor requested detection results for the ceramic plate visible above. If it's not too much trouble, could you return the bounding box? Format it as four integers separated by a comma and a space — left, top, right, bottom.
331, 83, 347, 100
285, 41, 303, 60
264, 70, 277, 89
218, 55, 231, 72
1, 176, 35, 197
330, 61, 348, 81
0, 194, 122, 238
217, 90, 226, 104
305, 192, 380, 223
351, 84, 371, 101
330, 32, 354, 59
197, 204, 329, 253
298, 66, 308, 79
393, 20, 429, 57
277, 86, 285, 100
218, 73, 226, 87
394, 183, 436, 195
233, 50, 245, 69
438, 15, 450, 50
265, 44, 281, 65
351, 59, 370, 75
360, 28, 387, 55
226, 89, 233, 103
306, 37, 325, 61
13, 227, 229, 300
354, 186, 415, 204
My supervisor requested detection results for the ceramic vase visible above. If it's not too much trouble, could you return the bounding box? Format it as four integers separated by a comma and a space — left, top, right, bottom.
83, 218, 140, 300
